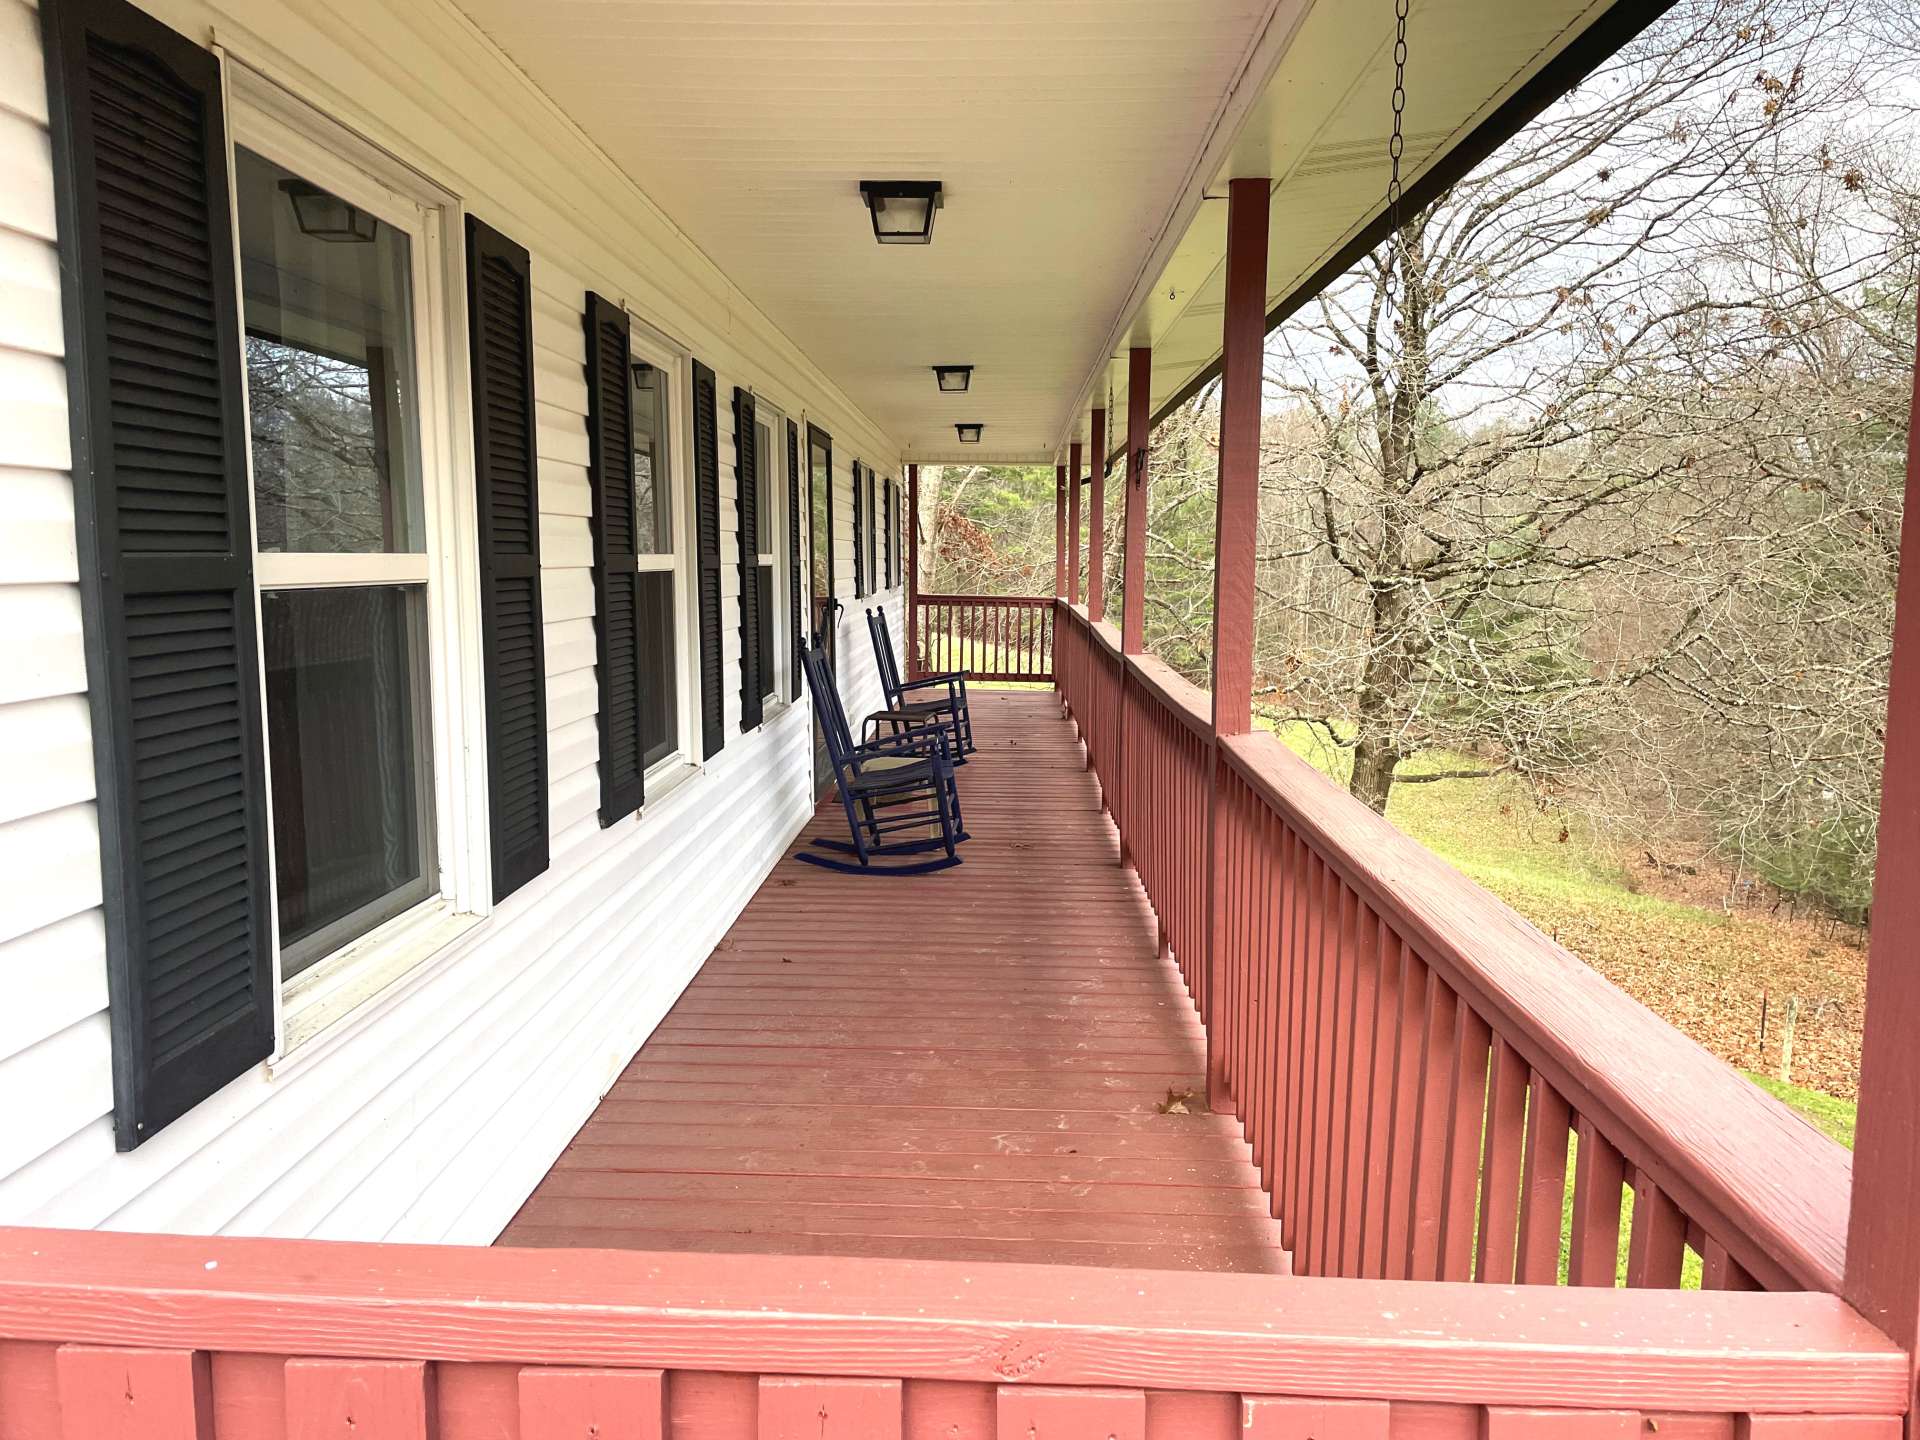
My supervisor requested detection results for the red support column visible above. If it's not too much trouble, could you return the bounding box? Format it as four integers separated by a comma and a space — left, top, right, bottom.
906, 463, 921, 678
1209, 176, 1268, 738
1205, 175, 1270, 1113
1054, 461, 1067, 599
1088, 406, 1108, 623
1068, 440, 1084, 606
1121, 348, 1151, 654
1845, 304, 1920, 1419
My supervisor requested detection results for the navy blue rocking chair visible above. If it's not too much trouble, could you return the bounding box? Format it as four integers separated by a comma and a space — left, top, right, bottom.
866, 608, 975, 761
798, 641, 968, 876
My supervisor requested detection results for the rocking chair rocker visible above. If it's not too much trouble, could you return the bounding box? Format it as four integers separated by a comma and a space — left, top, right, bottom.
798, 641, 968, 876
866, 608, 975, 761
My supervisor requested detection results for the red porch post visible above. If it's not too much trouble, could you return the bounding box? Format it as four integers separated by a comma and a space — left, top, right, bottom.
1205, 176, 1270, 1112
1068, 440, 1084, 606
1054, 461, 1067, 598
1845, 305, 1920, 1419
906, 463, 921, 678
1121, 348, 1150, 653
1116, 356, 1152, 882
1088, 406, 1108, 623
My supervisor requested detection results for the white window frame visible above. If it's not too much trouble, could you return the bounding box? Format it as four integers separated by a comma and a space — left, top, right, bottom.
223, 62, 488, 1059
630, 320, 700, 790
752, 398, 789, 712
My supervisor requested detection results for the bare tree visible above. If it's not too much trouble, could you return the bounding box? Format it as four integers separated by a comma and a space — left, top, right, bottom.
1251, 0, 1885, 812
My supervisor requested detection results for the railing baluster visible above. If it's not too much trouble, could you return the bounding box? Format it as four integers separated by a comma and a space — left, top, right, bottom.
1251, 806, 1282, 1198
1296, 852, 1327, 1268
1281, 824, 1309, 1259
1626, 1171, 1688, 1289
1568, 1117, 1627, 1288
1359, 919, 1402, 1276
1516, 1076, 1574, 1285
1338, 904, 1379, 1276
1408, 978, 1459, 1281
1703, 1237, 1761, 1292
1477, 1039, 1529, 1284
1438, 1004, 1493, 1282
1323, 884, 1359, 1274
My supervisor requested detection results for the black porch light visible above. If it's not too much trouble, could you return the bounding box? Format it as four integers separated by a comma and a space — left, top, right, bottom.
859, 180, 943, 244
955, 423, 984, 444
933, 364, 973, 393
280, 178, 378, 243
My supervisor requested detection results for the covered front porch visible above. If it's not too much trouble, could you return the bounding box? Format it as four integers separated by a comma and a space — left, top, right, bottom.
4, 0, 1919, 1429
501, 691, 1290, 1273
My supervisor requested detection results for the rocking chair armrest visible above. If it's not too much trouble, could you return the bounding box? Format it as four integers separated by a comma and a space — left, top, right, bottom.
898, 671, 968, 692
861, 709, 929, 744
855, 722, 953, 763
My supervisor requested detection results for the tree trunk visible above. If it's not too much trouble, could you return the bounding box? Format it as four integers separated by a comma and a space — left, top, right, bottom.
1350, 733, 1399, 813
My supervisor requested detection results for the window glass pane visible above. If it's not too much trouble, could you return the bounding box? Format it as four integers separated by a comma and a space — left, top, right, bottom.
757, 562, 775, 700
634, 363, 673, 555
639, 571, 678, 767
236, 147, 423, 555
264, 586, 433, 975
755, 419, 774, 555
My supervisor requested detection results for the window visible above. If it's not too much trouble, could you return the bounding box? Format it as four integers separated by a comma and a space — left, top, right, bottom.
237, 144, 439, 980
227, 71, 485, 1050
632, 356, 688, 771
753, 406, 785, 705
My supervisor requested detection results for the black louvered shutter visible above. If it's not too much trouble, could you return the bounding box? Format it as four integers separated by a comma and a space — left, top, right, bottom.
883, 479, 895, 588
733, 388, 763, 731
45, 0, 272, 1148
786, 418, 803, 701
691, 360, 725, 759
584, 292, 644, 824
467, 218, 549, 899
851, 462, 865, 598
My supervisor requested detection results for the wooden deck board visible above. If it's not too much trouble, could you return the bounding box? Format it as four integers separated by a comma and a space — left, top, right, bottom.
498, 691, 1291, 1274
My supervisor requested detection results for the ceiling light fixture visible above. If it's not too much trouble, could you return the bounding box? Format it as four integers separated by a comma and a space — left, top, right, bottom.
955, 423, 984, 444
933, 365, 973, 393
859, 180, 943, 244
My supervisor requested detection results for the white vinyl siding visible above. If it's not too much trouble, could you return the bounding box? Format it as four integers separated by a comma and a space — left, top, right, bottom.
0, 0, 905, 1240
0, 0, 115, 1199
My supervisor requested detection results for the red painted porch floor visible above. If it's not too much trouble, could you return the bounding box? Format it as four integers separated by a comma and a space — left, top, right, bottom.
498, 690, 1290, 1273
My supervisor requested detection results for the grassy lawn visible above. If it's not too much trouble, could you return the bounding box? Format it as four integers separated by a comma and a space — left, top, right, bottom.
1742, 1072, 1857, 1148
1269, 720, 1862, 1161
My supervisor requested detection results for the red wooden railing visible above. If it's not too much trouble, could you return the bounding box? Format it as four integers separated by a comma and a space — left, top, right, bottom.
0, 603, 1903, 1435
1055, 602, 1855, 1297
910, 593, 1052, 683
0, 1227, 1903, 1437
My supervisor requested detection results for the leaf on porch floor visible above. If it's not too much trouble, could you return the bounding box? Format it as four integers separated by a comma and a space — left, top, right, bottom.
1156, 1086, 1196, 1115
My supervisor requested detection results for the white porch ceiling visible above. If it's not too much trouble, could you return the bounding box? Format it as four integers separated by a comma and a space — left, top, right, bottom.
449, 0, 1644, 466
449, 0, 1285, 464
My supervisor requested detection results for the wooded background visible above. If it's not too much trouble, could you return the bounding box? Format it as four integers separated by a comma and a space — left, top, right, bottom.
923, 0, 1918, 926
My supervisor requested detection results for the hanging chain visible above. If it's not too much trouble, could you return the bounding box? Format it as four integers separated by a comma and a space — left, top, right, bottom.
1381, 0, 1411, 327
